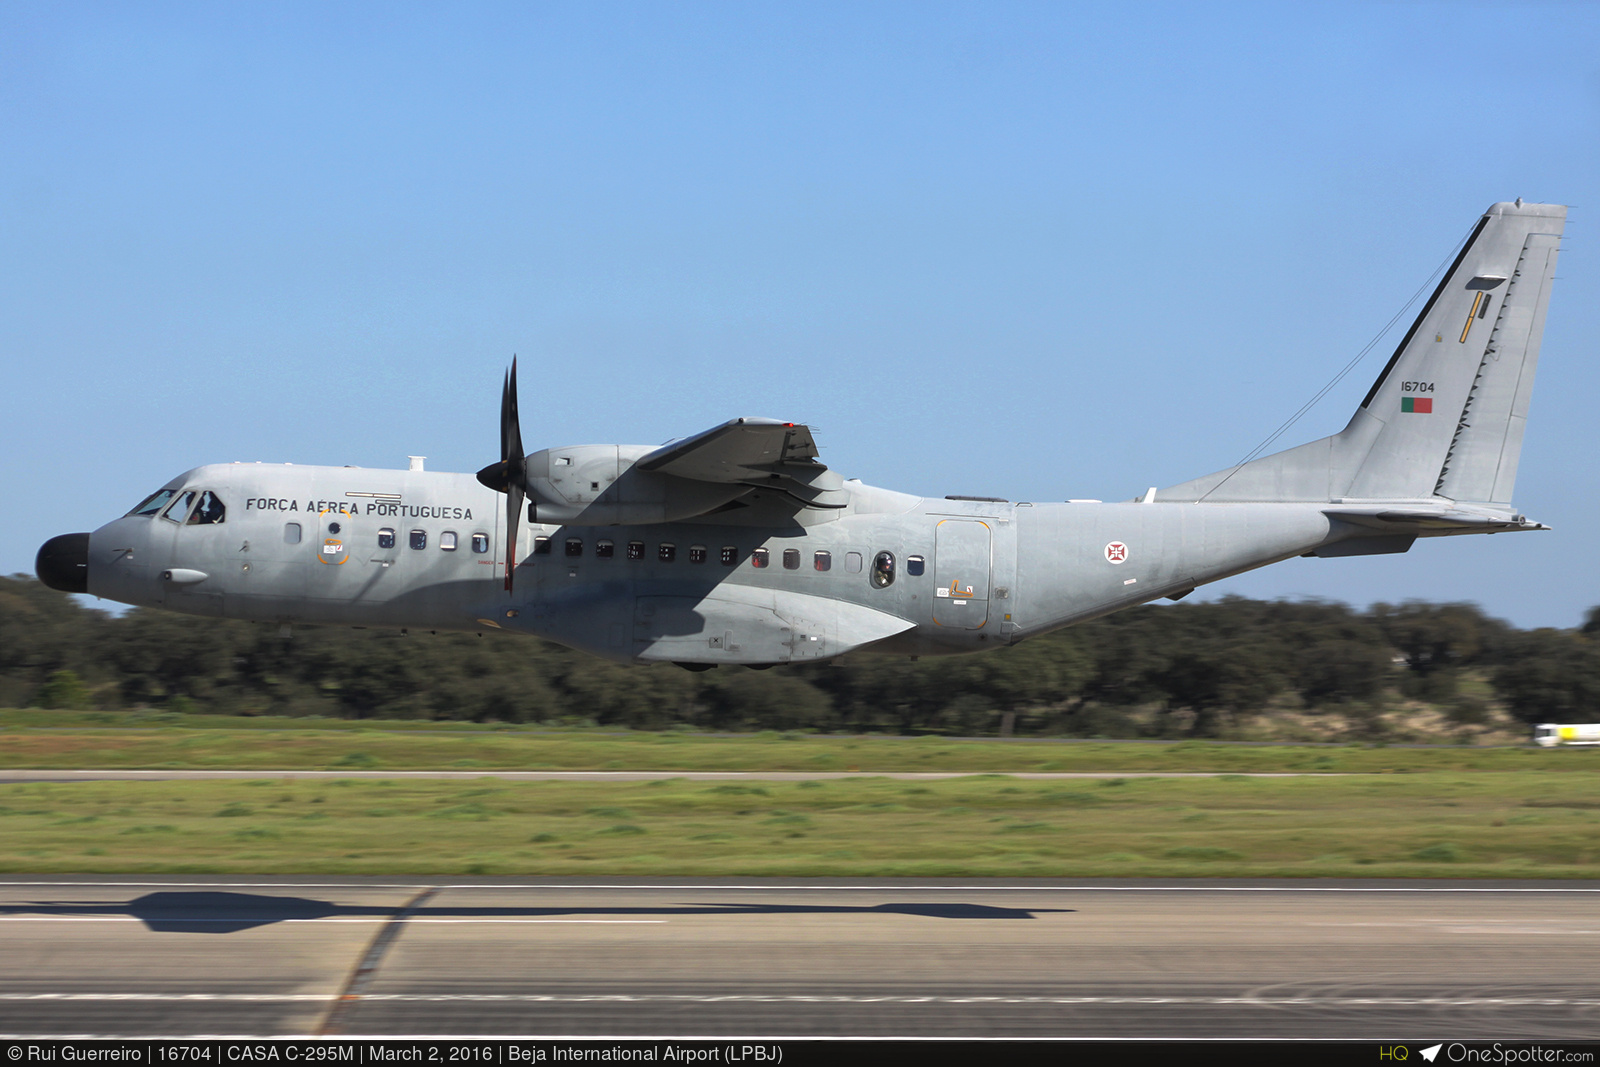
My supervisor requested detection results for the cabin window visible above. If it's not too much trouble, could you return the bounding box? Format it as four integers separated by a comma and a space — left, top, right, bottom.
565, 538, 583, 557
814, 550, 832, 572
782, 548, 801, 570
871, 551, 896, 588
377, 528, 395, 549
659, 543, 677, 563
471, 533, 489, 554
187, 491, 226, 525
440, 531, 458, 551
689, 545, 707, 564
161, 491, 196, 524
128, 489, 176, 517
596, 539, 615, 559
409, 530, 427, 550
721, 546, 739, 566
533, 536, 552, 555
284, 523, 302, 545
751, 547, 769, 569
907, 554, 926, 576
627, 540, 645, 560
845, 551, 863, 573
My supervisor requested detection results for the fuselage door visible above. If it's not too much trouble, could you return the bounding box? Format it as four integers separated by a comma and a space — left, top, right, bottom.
933, 519, 991, 630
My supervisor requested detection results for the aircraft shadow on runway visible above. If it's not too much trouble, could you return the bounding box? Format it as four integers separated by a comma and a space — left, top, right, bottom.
2, 891, 1074, 933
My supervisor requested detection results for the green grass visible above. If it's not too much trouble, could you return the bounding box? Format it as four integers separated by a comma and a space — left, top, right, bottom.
0, 708, 1591, 774
1, 772, 1597, 877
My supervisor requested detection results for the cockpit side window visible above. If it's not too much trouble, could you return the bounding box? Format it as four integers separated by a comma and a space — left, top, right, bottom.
161, 491, 197, 524
186, 491, 226, 525
128, 489, 177, 517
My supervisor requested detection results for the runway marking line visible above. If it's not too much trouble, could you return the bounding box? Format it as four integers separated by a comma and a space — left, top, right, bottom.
1, 993, 1596, 1007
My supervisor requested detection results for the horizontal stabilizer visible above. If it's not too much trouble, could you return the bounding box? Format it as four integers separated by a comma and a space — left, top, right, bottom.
1322, 503, 1548, 534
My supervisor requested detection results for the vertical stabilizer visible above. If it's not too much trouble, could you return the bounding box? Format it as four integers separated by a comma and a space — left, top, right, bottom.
1158, 202, 1564, 504
1429, 209, 1562, 502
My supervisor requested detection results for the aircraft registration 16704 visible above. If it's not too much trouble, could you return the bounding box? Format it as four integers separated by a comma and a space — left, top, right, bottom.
37, 201, 1565, 669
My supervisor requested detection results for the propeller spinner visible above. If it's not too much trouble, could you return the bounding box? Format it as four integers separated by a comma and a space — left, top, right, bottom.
475, 359, 527, 592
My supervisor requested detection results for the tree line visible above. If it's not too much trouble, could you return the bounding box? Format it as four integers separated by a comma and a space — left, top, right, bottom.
3, 575, 1598, 737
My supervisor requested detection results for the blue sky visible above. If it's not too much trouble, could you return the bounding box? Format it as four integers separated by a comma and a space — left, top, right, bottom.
3, 2, 1596, 628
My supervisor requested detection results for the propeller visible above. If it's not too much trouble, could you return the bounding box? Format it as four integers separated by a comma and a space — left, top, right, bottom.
475, 359, 527, 592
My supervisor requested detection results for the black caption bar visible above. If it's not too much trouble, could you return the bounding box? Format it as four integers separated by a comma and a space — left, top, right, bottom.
3, 1042, 1600, 1067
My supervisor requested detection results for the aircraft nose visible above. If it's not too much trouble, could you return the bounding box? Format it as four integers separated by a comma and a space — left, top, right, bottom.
36, 533, 91, 593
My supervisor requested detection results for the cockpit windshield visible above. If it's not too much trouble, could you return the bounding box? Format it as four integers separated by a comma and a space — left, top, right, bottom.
127, 489, 177, 517
162, 490, 196, 523
155, 489, 226, 525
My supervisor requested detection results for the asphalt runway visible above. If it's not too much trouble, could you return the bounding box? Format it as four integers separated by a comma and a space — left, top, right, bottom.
1, 878, 1597, 1039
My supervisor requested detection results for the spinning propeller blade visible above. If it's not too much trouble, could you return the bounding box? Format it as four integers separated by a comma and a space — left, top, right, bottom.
475, 359, 528, 592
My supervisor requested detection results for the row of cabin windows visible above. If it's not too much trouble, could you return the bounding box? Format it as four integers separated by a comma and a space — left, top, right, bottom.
530, 536, 924, 586
282, 524, 489, 554
124, 492, 927, 586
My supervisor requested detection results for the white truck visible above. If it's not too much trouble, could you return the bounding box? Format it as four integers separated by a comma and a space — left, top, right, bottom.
1533, 723, 1600, 747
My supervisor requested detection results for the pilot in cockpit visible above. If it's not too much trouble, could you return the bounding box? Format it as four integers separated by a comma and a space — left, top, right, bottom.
187, 491, 226, 525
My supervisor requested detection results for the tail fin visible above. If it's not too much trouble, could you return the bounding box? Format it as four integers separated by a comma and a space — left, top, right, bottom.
1160, 201, 1565, 504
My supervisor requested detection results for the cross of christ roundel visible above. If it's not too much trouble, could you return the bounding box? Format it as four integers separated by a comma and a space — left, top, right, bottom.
1104, 541, 1129, 564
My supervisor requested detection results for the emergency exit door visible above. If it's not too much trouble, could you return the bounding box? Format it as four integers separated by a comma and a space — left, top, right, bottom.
933, 519, 991, 629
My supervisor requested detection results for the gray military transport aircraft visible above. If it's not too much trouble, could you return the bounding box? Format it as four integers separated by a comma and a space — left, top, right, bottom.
37, 201, 1565, 669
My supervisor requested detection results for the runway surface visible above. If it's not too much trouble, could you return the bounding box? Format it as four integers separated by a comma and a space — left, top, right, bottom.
1, 878, 1597, 1039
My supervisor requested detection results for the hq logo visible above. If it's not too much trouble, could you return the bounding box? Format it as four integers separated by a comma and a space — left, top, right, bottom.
1379, 1046, 1443, 1062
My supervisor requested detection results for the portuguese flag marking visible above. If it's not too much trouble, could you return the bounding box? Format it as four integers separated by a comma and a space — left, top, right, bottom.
1401, 397, 1433, 414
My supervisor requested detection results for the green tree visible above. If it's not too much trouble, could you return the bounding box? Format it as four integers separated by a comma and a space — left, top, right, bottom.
1370, 601, 1507, 703
1491, 629, 1600, 725
37, 669, 92, 710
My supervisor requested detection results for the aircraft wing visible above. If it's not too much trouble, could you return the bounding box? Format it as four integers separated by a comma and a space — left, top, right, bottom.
637, 418, 846, 513
638, 418, 822, 481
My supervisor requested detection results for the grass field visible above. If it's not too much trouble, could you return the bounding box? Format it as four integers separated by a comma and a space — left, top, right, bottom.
4, 710, 1595, 878
1, 773, 1596, 877
0, 709, 1594, 774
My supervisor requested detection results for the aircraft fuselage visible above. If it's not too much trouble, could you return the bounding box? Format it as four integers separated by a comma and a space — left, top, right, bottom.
63, 460, 1344, 666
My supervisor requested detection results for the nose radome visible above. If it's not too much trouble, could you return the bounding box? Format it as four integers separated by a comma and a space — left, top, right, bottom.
36, 533, 91, 593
